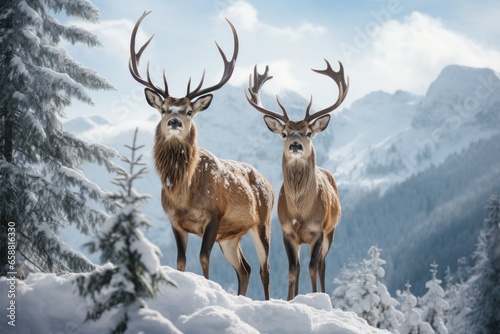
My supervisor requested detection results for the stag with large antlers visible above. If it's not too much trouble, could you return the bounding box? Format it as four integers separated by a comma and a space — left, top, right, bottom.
129, 11, 274, 299
246, 60, 348, 300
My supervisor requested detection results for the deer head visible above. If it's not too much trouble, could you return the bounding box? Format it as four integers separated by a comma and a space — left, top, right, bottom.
129, 11, 238, 141
246, 60, 349, 163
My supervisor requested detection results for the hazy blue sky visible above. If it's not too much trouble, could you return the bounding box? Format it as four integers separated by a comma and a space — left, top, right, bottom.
63, 0, 500, 122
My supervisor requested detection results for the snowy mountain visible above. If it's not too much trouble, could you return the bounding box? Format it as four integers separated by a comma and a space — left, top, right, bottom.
413, 65, 500, 130
327, 89, 421, 194
336, 133, 500, 295
0, 267, 387, 334
326, 65, 500, 197
61, 64, 500, 300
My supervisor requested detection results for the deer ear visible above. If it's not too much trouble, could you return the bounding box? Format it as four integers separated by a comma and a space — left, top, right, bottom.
310, 114, 330, 135
193, 94, 213, 113
145, 88, 164, 111
263, 115, 284, 135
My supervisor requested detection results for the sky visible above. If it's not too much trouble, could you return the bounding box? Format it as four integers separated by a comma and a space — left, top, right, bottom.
63, 0, 500, 123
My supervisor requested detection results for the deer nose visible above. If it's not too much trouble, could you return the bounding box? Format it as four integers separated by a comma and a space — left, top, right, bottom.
289, 142, 303, 152
167, 119, 182, 129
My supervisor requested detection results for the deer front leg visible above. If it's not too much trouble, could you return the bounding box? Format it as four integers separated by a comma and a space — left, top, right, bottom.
199, 218, 220, 279
283, 234, 300, 301
309, 232, 324, 293
172, 226, 188, 272
319, 229, 335, 293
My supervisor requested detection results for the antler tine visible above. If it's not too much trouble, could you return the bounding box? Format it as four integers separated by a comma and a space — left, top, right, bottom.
162, 69, 169, 96
245, 65, 289, 123
275, 96, 290, 120
303, 59, 349, 123
304, 95, 313, 119
129, 11, 169, 97
186, 18, 239, 99
186, 70, 205, 97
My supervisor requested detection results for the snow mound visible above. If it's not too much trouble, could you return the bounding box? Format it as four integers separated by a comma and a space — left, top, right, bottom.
0, 266, 387, 333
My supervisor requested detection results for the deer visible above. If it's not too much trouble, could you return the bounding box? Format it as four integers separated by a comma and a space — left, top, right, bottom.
129, 11, 274, 300
246, 60, 348, 300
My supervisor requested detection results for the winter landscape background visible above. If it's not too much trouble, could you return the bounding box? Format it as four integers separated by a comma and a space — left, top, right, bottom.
63, 63, 500, 299
1, 0, 499, 333
57, 63, 500, 333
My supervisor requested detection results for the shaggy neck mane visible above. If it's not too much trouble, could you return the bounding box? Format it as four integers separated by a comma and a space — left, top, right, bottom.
154, 123, 198, 192
282, 148, 317, 200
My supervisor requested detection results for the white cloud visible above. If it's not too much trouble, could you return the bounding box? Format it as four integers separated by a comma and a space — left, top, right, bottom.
231, 60, 306, 97
343, 12, 500, 101
220, 1, 259, 32
69, 19, 142, 63
220, 1, 326, 39
217, 1, 328, 105
220, 5, 500, 111
64, 5, 500, 123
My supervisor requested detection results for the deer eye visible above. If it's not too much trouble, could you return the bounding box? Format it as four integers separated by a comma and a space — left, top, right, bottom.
187, 110, 193, 117
282, 133, 287, 138
306, 132, 312, 138
161, 108, 166, 115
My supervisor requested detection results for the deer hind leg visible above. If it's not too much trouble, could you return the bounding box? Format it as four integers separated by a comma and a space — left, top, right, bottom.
309, 231, 324, 294
199, 218, 220, 280
283, 234, 300, 301
172, 226, 188, 272
219, 238, 251, 296
319, 229, 335, 293
250, 225, 271, 300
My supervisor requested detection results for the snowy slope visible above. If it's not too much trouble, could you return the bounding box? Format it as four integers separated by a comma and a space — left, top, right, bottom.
0, 267, 387, 334
327, 90, 421, 193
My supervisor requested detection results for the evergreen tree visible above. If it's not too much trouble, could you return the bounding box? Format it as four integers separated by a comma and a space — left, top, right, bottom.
443, 279, 470, 333
455, 256, 472, 283
465, 193, 500, 333
338, 246, 403, 331
419, 262, 449, 334
76, 129, 172, 333
397, 281, 434, 334
331, 260, 361, 310
0, 0, 117, 273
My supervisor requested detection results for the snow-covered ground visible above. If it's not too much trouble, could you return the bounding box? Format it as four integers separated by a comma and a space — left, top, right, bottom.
0, 267, 387, 333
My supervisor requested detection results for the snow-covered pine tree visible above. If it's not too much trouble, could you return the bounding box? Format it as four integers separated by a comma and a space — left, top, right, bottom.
419, 262, 449, 334
340, 246, 403, 332
331, 260, 361, 310
0, 0, 117, 274
397, 281, 434, 334
443, 278, 470, 334
465, 193, 500, 334
76, 128, 173, 334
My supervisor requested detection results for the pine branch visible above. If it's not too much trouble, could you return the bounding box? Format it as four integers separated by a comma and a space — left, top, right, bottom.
0, 0, 118, 273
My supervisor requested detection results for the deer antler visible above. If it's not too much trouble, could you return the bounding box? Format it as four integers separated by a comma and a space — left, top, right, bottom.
303, 59, 349, 122
129, 12, 238, 100
129, 11, 169, 97
185, 19, 239, 99
246, 65, 290, 123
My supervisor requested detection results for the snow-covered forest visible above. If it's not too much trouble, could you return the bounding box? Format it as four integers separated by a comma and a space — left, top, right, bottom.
1, 0, 500, 333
